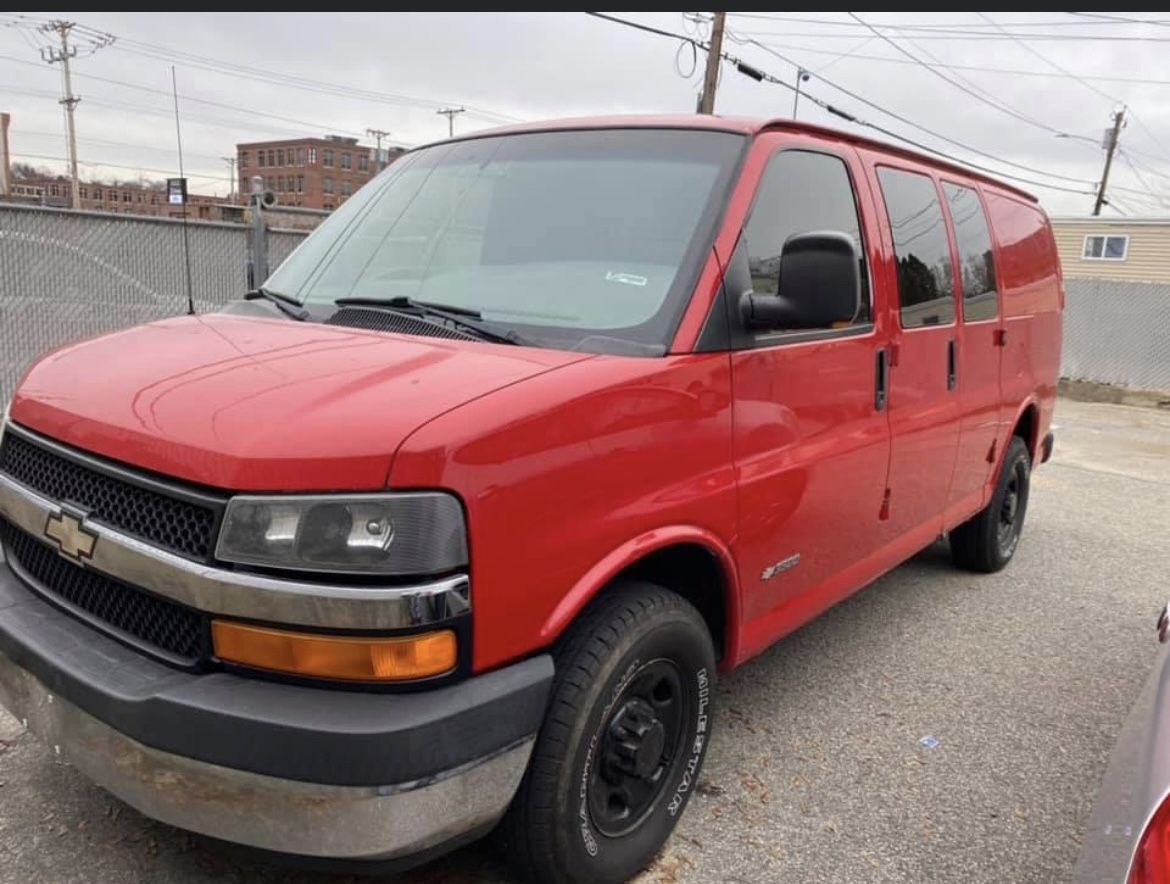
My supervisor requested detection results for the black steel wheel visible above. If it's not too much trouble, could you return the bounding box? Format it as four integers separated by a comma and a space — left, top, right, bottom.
951, 435, 1032, 573
498, 582, 716, 884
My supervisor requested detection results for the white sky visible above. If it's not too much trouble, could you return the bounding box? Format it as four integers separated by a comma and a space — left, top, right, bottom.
2, 11, 1170, 216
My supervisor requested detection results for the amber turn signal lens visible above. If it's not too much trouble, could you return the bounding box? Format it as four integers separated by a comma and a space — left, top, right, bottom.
211, 621, 457, 682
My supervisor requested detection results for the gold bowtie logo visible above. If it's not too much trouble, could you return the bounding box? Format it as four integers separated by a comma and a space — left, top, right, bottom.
44, 510, 98, 562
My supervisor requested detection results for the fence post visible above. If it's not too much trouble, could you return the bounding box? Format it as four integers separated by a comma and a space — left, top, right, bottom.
247, 174, 268, 289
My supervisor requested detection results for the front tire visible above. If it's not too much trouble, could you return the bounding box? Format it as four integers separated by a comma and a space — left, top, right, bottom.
499, 582, 716, 884
950, 435, 1032, 573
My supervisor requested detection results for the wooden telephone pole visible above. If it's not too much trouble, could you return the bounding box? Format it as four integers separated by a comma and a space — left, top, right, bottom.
1093, 107, 1126, 217
697, 12, 726, 114
437, 107, 465, 138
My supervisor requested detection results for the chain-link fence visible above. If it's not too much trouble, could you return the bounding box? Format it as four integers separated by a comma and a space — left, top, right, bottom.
0, 203, 307, 404
2, 203, 1169, 405
1062, 279, 1170, 392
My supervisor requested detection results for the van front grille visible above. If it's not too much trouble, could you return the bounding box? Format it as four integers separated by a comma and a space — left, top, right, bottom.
0, 518, 209, 665
0, 429, 220, 561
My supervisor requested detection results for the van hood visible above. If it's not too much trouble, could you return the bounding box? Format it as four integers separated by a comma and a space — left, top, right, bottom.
9, 314, 589, 491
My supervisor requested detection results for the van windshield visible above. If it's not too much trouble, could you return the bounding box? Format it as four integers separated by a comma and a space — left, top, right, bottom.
265, 129, 744, 354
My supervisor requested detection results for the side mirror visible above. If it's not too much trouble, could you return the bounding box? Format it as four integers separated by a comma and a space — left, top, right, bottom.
739, 231, 861, 331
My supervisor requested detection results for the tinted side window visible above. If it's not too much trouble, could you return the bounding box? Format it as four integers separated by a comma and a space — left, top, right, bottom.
877, 168, 955, 328
745, 150, 870, 324
943, 182, 998, 322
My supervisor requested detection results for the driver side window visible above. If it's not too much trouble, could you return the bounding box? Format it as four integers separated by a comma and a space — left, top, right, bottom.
744, 150, 870, 324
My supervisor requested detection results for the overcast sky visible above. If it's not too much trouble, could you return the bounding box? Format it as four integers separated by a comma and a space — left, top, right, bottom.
3, 11, 1170, 216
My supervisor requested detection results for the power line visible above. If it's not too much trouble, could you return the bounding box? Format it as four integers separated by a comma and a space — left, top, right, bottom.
740, 39, 1096, 187
0, 54, 395, 146
110, 38, 523, 125
974, 12, 1118, 105
1066, 12, 1170, 27
10, 151, 226, 183
1, 83, 383, 154
1, 12, 523, 123
728, 13, 1170, 30
741, 39, 1170, 87
846, 13, 1075, 139
728, 25, 1170, 42
15, 128, 225, 162
1118, 151, 1170, 207
585, 13, 1096, 197
1125, 111, 1170, 166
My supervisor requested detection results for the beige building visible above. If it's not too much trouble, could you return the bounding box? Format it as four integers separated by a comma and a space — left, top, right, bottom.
1051, 216, 1170, 283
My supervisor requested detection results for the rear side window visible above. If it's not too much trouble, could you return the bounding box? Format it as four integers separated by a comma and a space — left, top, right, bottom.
942, 182, 998, 322
745, 150, 870, 324
877, 168, 955, 328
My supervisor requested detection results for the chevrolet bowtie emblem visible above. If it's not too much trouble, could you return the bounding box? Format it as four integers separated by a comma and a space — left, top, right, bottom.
44, 509, 98, 562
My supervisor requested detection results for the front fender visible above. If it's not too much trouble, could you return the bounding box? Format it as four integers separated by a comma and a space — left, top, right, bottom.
538, 525, 742, 666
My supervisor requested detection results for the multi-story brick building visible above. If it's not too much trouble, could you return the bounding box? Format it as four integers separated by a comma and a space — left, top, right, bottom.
236, 135, 404, 211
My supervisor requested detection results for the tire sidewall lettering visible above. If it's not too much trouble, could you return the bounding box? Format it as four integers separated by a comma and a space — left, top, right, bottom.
667, 666, 709, 818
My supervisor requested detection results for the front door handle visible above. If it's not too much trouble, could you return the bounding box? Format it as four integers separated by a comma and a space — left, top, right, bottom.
947, 339, 957, 391
875, 348, 888, 411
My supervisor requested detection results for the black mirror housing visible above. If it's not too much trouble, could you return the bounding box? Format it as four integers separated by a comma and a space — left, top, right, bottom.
740, 231, 862, 331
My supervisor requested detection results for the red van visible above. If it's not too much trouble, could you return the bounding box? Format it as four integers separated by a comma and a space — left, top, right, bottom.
0, 116, 1061, 883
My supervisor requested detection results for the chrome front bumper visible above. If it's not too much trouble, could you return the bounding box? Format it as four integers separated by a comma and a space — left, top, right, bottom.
0, 648, 534, 860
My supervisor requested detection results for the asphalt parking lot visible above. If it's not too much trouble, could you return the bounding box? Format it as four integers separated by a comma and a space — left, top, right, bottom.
1, 398, 1168, 884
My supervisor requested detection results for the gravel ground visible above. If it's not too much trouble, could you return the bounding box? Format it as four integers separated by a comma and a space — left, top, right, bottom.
1, 398, 1168, 884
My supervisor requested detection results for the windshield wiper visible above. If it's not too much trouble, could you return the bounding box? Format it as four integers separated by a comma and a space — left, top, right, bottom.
244, 287, 310, 321
333, 296, 531, 346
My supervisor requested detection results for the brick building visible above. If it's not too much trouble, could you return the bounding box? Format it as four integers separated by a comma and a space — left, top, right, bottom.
9, 176, 226, 219
236, 135, 404, 211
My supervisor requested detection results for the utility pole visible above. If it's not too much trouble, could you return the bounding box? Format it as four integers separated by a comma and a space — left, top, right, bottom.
697, 12, 726, 114
437, 107, 465, 138
366, 128, 391, 174
792, 68, 810, 119
222, 156, 237, 202
1093, 106, 1126, 217
39, 21, 81, 210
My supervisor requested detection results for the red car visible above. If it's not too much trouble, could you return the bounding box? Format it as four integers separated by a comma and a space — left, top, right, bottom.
0, 115, 1061, 883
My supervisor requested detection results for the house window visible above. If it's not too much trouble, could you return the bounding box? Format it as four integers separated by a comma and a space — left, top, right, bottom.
79, 186, 88, 199
323, 176, 333, 195
1082, 234, 1129, 261
93, 187, 102, 200
297, 175, 304, 193
258, 151, 266, 167
277, 149, 285, 166
358, 153, 368, 172
323, 149, 333, 167
151, 194, 159, 205
240, 152, 248, 168
308, 147, 317, 164
137, 192, 144, 203
297, 147, 305, 165
123, 191, 131, 203
50, 184, 59, 196
342, 179, 352, 196
340, 152, 351, 170
267, 150, 275, 166
324, 202, 334, 211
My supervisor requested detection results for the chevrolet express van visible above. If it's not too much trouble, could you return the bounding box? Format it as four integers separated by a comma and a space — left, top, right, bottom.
0, 116, 1061, 883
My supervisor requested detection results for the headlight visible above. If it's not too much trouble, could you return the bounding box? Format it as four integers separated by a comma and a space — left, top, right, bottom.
216, 493, 467, 575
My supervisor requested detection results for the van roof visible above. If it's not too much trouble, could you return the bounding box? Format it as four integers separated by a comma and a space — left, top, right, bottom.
458, 114, 1039, 204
